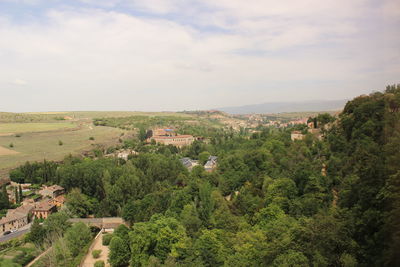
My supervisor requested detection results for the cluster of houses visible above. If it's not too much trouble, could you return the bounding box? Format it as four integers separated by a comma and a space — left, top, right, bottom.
147, 128, 195, 147
0, 184, 65, 235
180, 155, 218, 172
291, 130, 306, 141
291, 121, 323, 141
239, 115, 313, 129
104, 149, 138, 161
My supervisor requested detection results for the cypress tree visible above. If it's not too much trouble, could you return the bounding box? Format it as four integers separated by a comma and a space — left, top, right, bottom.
14, 187, 19, 204
19, 185, 23, 203
0, 186, 10, 209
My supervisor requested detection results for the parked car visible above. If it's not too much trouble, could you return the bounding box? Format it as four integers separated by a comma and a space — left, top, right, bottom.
3, 231, 11, 235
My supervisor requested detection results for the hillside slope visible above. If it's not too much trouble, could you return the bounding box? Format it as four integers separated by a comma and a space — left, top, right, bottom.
218, 99, 347, 114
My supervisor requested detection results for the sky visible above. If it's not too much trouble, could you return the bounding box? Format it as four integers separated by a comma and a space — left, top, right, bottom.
0, 0, 399, 112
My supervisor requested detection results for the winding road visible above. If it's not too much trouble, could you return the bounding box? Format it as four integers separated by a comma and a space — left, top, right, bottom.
0, 223, 31, 243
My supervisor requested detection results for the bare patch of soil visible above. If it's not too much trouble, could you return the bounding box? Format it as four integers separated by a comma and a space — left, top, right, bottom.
0, 146, 19, 156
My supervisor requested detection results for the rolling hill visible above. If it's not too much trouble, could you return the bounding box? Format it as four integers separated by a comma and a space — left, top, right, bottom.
218, 99, 347, 114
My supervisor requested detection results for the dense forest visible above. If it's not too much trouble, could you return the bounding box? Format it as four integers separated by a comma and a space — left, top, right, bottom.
9, 85, 400, 266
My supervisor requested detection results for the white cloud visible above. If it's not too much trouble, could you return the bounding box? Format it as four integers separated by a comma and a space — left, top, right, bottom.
1, 0, 42, 4
0, 1, 398, 111
12, 79, 27, 86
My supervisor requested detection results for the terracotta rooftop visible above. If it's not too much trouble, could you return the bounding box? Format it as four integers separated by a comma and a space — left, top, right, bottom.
12, 204, 34, 216
0, 213, 24, 224
34, 200, 56, 211
54, 195, 65, 203
45, 185, 64, 192
0, 204, 34, 225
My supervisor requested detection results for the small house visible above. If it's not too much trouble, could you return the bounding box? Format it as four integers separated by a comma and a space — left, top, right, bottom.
291, 131, 305, 141
39, 185, 65, 199
33, 200, 57, 219
180, 158, 199, 170
204, 156, 218, 172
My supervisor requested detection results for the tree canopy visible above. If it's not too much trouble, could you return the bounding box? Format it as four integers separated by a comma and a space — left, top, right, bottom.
8, 84, 400, 266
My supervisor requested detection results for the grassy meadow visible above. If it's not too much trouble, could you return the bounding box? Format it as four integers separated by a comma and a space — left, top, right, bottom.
0, 111, 189, 123
0, 122, 76, 135
0, 123, 125, 171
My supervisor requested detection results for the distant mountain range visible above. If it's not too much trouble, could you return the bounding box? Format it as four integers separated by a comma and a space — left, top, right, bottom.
217, 99, 348, 114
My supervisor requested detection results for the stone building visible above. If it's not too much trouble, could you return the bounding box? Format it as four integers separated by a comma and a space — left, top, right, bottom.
32, 200, 57, 219
180, 158, 199, 170
291, 131, 305, 141
150, 135, 195, 147
39, 185, 65, 198
0, 204, 34, 234
148, 128, 195, 147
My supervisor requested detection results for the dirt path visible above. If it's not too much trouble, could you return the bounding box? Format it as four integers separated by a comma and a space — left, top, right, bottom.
81, 232, 110, 267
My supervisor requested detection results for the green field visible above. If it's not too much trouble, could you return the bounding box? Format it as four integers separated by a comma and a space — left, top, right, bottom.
24, 111, 192, 120
67, 111, 191, 118
0, 111, 191, 123
0, 124, 125, 171
0, 122, 76, 134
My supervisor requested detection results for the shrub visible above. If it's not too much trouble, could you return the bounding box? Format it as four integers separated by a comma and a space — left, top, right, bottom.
30, 184, 41, 190
89, 136, 95, 140
15, 134, 21, 137
94, 260, 105, 267
102, 234, 112, 246
14, 250, 36, 266
106, 147, 116, 154
9, 143, 14, 148
92, 249, 101, 259
90, 226, 101, 234
58, 140, 63, 146
0, 258, 21, 267
93, 149, 103, 157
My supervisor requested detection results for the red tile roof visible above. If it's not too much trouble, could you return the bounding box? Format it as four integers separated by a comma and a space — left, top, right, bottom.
34, 200, 56, 211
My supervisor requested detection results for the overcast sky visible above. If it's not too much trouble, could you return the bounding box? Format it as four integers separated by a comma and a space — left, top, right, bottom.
0, 0, 399, 112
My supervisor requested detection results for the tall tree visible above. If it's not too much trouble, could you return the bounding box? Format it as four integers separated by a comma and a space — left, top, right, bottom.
64, 222, 92, 257
18, 185, 23, 203
65, 188, 93, 218
198, 182, 215, 226
0, 186, 10, 210
109, 236, 130, 267
14, 187, 19, 204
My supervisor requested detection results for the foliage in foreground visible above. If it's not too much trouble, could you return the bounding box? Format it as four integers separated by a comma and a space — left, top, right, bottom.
8, 85, 400, 266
